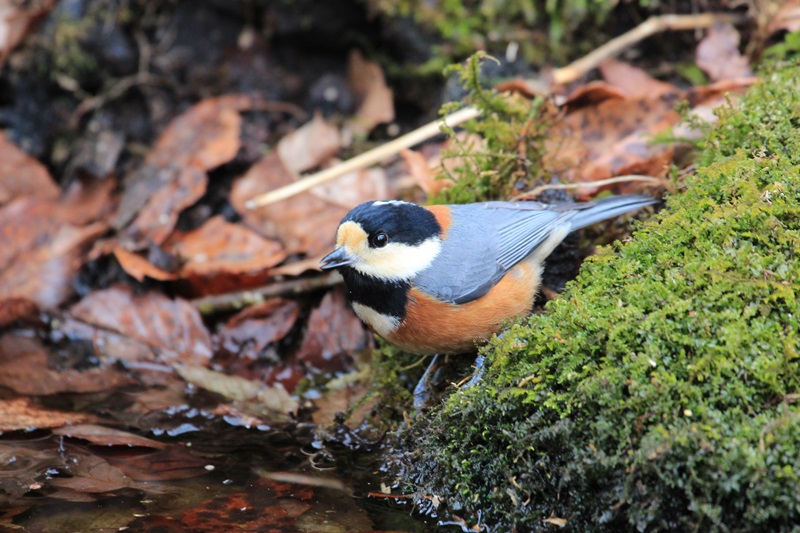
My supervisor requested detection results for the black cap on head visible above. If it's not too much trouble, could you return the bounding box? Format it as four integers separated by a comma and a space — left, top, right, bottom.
342, 201, 441, 246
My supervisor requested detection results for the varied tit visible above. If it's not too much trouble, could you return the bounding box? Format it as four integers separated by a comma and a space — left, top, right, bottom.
320, 196, 654, 355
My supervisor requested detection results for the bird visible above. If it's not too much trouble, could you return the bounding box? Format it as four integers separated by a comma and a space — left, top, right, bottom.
320, 195, 655, 356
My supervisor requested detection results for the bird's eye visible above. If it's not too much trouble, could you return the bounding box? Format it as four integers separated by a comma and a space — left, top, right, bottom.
369, 231, 389, 248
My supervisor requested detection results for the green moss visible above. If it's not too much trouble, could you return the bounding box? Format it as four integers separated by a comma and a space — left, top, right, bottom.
432, 53, 554, 204
401, 63, 800, 531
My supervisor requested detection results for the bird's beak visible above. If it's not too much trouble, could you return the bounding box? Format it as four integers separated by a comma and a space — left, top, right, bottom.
320, 247, 355, 270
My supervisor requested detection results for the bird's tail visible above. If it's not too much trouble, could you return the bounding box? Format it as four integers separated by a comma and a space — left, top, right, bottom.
568, 194, 656, 231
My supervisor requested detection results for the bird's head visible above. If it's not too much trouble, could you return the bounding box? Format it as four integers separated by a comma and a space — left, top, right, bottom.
320, 200, 443, 281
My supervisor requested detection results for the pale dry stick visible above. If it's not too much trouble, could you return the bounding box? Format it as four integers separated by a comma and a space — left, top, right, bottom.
513, 175, 664, 201
245, 106, 481, 208
191, 271, 342, 314
551, 12, 747, 85
246, 13, 742, 209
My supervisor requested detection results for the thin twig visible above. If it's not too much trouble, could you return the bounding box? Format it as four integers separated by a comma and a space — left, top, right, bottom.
246, 13, 743, 210
245, 106, 481, 209
551, 13, 747, 85
192, 271, 342, 314
513, 175, 663, 200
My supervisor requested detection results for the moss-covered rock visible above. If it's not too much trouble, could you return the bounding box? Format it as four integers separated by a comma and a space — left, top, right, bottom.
402, 64, 800, 531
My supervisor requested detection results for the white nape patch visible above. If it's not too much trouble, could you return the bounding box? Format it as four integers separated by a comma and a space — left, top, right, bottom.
352, 303, 400, 337
353, 237, 442, 281
372, 200, 412, 207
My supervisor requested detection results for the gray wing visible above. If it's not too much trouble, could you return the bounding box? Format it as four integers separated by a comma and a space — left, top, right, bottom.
413, 201, 574, 304
413, 195, 655, 304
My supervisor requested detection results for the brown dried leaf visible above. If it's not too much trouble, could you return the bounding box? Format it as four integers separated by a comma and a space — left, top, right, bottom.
0, 132, 58, 204
346, 49, 394, 134
767, 0, 800, 34
116, 96, 245, 247
49, 449, 135, 493
276, 113, 341, 175
0, 398, 97, 431
696, 23, 753, 82
231, 152, 344, 257
0, 1, 56, 67
599, 59, 678, 99
399, 148, 452, 196
218, 299, 300, 359
296, 288, 371, 372
113, 246, 176, 282
0, 334, 134, 396
69, 285, 213, 365
545, 95, 680, 188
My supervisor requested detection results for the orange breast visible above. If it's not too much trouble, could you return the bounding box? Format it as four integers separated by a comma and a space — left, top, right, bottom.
386, 261, 540, 354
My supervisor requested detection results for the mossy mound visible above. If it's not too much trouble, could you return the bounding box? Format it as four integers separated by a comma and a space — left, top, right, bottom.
403, 64, 800, 531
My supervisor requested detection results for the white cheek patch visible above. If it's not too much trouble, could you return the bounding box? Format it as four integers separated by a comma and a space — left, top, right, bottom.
352, 303, 401, 337
353, 237, 442, 281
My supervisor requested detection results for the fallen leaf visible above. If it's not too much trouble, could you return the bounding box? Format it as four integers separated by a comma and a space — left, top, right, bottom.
102, 445, 208, 481
0, 398, 97, 431
175, 365, 299, 417
69, 285, 213, 365
0, 334, 134, 396
115, 96, 246, 248
308, 165, 389, 208
696, 23, 753, 82
0, 132, 59, 204
544, 517, 567, 527
0, 1, 56, 67
276, 112, 341, 175
49, 449, 135, 493
218, 299, 300, 359
346, 49, 395, 135
231, 152, 344, 257
545, 94, 680, 190
400, 148, 452, 196
53, 425, 167, 449
599, 59, 678, 99
113, 246, 175, 282
296, 288, 372, 372
767, 0, 800, 34
0, 197, 108, 309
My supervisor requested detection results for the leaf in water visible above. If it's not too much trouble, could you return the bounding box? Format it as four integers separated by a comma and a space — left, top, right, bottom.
0, 131, 59, 204
180, 478, 316, 532
53, 425, 167, 449
696, 23, 753, 82
69, 286, 213, 365
296, 288, 372, 372
102, 446, 208, 482
0, 335, 134, 397
115, 95, 248, 248
175, 364, 298, 417
0, 398, 97, 431
48, 448, 134, 493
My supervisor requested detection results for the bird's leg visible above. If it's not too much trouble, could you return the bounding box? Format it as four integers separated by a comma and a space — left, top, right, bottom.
461, 354, 486, 390
412, 353, 441, 409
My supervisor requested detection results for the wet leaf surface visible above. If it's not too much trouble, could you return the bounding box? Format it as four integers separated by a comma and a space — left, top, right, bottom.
69, 286, 213, 365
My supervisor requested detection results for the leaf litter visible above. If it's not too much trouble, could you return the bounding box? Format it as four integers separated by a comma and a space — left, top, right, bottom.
0, 6, 789, 531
